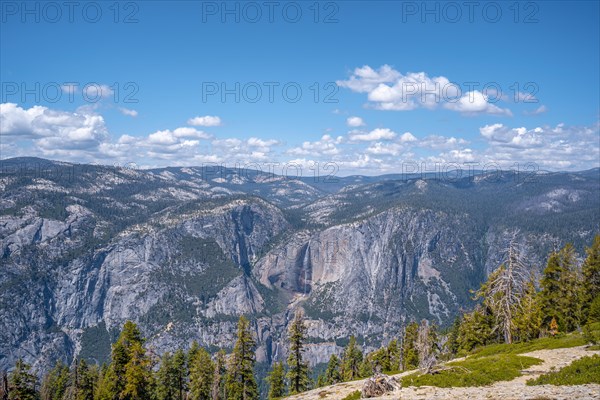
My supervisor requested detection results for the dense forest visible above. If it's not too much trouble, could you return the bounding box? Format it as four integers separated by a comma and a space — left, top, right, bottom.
2, 234, 599, 400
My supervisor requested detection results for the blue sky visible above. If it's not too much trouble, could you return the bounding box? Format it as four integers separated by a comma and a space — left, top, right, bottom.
1, 0, 599, 175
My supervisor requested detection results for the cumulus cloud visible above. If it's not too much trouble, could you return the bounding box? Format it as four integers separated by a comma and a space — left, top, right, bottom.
444, 91, 512, 116
524, 105, 547, 115
0, 103, 109, 153
338, 65, 513, 116
187, 115, 222, 127
119, 107, 138, 117
287, 134, 343, 156
346, 116, 365, 127
349, 128, 396, 141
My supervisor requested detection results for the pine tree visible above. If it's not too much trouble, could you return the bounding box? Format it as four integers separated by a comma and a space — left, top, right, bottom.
387, 339, 400, 373
513, 276, 542, 342
340, 336, 362, 381
225, 316, 258, 400
75, 359, 97, 400
323, 355, 341, 385
358, 357, 372, 378
446, 316, 462, 356
172, 349, 187, 400
286, 311, 310, 395
100, 320, 146, 399
582, 235, 600, 322
266, 362, 285, 399
40, 361, 69, 400
8, 359, 39, 400
401, 323, 419, 370
540, 244, 581, 332
455, 305, 495, 352
156, 352, 178, 400
189, 347, 214, 400
122, 341, 154, 400
211, 350, 227, 400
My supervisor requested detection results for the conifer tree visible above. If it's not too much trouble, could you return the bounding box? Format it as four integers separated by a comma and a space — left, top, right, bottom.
540, 244, 581, 332
266, 362, 285, 399
40, 361, 69, 400
100, 320, 146, 399
156, 352, 178, 400
286, 311, 310, 394
513, 276, 543, 342
401, 322, 419, 370
455, 305, 495, 352
324, 355, 341, 385
211, 351, 227, 400
122, 341, 154, 400
225, 316, 258, 400
189, 347, 214, 400
75, 359, 98, 400
387, 339, 400, 372
582, 235, 600, 321
340, 336, 363, 381
446, 316, 462, 356
8, 359, 38, 400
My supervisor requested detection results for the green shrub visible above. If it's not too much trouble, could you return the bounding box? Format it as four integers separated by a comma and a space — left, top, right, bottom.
583, 322, 600, 345
401, 354, 542, 388
527, 355, 600, 385
340, 390, 361, 400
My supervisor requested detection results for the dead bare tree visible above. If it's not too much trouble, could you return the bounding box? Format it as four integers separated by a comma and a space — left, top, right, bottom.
480, 230, 530, 344
415, 320, 438, 374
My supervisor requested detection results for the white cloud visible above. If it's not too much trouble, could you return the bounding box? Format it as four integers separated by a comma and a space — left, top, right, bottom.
399, 132, 417, 143
349, 128, 396, 141
287, 134, 342, 156
338, 65, 513, 116
444, 91, 512, 116
187, 115, 222, 127
346, 116, 365, 127
119, 107, 138, 117
524, 105, 547, 115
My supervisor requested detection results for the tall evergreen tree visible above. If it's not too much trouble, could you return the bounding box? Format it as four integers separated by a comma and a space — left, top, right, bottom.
582, 235, 600, 322
340, 336, 362, 381
540, 244, 581, 332
401, 322, 419, 370
513, 276, 543, 342
266, 362, 285, 399
8, 359, 38, 400
40, 361, 69, 400
323, 355, 341, 385
189, 347, 214, 400
99, 320, 146, 399
211, 351, 227, 400
455, 305, 495, 352
156, 352, 178, 400
225, 316, 258, 400
446, 316, 462, 356
122, 341, 154, 400
286, 311, 310, 395
387, 339, 400, 372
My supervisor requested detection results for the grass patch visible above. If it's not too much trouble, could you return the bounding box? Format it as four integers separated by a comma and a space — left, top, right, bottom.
401, 354, 542, 388
340, 391, 361, 400
469, 333, 587, 358
527, 354, 600, 386
587, 345, 600, 351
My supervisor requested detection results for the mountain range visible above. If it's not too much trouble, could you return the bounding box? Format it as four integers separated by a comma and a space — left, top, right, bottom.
1, 157, 598, 375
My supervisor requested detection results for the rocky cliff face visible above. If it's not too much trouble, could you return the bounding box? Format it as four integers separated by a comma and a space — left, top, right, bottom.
1, 158, 599, 373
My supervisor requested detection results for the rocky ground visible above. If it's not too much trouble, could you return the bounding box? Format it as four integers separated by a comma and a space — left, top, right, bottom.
287, 345, 600, 400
